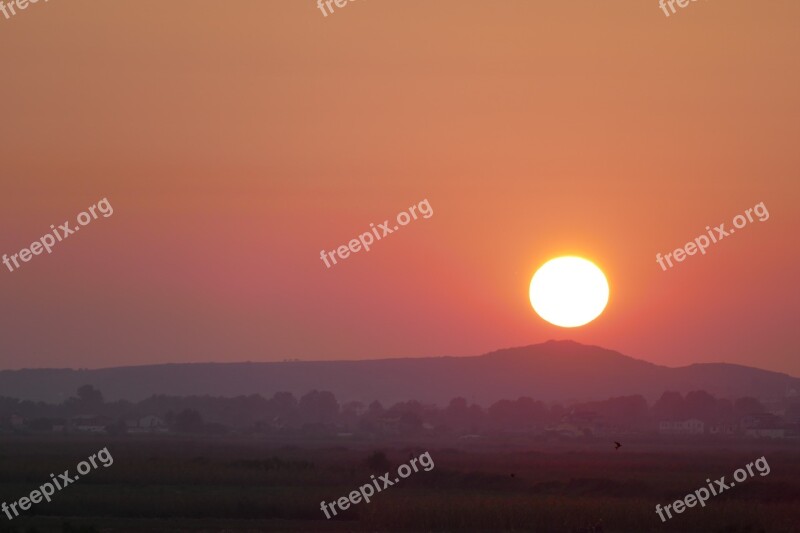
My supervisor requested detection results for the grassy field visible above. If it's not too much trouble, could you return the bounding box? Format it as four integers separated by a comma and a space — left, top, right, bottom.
0, 435, 797, 532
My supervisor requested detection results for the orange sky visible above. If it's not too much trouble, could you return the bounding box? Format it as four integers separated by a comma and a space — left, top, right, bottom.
0, 1, 798, 374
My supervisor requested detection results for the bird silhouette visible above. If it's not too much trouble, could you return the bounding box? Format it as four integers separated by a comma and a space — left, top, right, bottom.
614, 441, 622, 450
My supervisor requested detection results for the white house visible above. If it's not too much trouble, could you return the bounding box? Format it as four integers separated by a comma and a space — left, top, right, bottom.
745, 427, 786, 439
127, 415, 168, 434
708, 422, 738, 435
658, 419, 705, 435
72, 415, 109, 433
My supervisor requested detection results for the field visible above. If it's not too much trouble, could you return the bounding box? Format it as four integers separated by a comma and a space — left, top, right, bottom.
0, 435, 798, 532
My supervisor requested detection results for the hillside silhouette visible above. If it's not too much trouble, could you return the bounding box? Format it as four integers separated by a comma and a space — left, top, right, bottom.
0, 341, 796, 404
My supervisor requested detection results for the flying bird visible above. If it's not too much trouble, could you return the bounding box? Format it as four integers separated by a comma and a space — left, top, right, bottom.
614, 441, 622, 450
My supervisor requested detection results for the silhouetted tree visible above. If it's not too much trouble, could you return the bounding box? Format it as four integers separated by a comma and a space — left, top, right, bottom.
549, 403, 565, 424
488, 399, 514, 429
77, 385, 104, 405
785, 401, 800, 423
487, 397, 546, 430
399, 411, 423, 433
715, 398, 734, 420
734, 397, 765, 415
340, 401, 364, 428
367, 400, 384, 416
267, 392, 298, 425
64, 385, 104, 414
446, 397, 470, 429
298, 390, 339, 424
466, 403, 486, 432
684, 390, 718, 422
173, 408, 204, 433
387, 400, 426, 418
652, 391, 687, 420
573, 395, 648, 428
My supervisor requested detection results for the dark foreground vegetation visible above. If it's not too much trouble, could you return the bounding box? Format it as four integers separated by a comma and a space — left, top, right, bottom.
0, 435, 798, 532
3, 384, 799, 441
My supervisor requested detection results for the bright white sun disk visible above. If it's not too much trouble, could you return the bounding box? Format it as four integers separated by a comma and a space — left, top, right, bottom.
529, 256, 609, 328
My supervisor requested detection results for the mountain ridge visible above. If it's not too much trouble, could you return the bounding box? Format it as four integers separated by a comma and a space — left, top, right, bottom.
0, 341, 796, 405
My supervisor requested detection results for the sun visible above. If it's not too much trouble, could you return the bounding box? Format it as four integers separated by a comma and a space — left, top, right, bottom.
529, 256, 609, 328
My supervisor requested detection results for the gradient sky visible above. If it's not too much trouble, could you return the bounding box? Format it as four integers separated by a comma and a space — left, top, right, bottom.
0, 1, 798, 375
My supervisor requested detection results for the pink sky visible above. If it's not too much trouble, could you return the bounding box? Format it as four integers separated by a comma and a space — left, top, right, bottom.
0, 1, 798, 375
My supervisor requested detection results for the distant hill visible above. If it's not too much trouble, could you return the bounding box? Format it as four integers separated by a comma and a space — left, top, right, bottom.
0, 341, 797, 405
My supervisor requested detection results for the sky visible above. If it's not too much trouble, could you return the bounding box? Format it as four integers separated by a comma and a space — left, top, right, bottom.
0, 1, 798, 375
